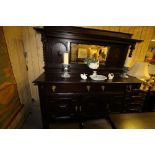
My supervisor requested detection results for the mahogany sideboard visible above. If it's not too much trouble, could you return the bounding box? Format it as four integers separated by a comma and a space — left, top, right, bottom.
34, 26, 144, 128
34, 73, 144, 128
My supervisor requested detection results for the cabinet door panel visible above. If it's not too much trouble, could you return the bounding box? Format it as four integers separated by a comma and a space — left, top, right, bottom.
124, 86, 146, 112
80, 95, 108, 119
47, 97, 77, 119
109, 95, 124, 113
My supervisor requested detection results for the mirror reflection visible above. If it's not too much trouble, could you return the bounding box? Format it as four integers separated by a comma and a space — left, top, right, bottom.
70, 43, 110, 64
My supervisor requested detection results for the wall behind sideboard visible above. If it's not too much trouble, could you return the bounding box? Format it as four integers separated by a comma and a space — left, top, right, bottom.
0, 27, 30, 128
3, 27, 32, 109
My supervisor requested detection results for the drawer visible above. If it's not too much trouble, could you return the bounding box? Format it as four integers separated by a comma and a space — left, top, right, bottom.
126, 84, 141, 91
126, 90, 146, 97
46, 97, 77, 118
81, 84, 125, 93
46, 84, 87, 94
125, 96, 145, 105
46, 83, 126, 96
124, 104, 144, 113
46, 84, 107, 95
104, 84, 125, 92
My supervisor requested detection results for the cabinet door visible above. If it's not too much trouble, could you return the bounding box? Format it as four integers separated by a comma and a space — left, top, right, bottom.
143, 91, 155, 112
80, 94, 108, 119
123, 85, 146, 112
46, 97, 78, 120
108, 95, 124, 113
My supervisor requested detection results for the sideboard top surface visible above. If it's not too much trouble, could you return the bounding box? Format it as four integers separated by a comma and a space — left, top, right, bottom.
34, 73, 142, 85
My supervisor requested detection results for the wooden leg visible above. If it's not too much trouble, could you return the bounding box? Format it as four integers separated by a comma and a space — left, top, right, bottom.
107, 116, 116, 129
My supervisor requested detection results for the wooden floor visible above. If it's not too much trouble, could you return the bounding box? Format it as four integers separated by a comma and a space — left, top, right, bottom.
21, 103, 112, 129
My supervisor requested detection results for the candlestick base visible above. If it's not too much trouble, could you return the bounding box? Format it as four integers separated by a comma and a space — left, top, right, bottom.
61, 64, 70, 78
61, 72, 70, 78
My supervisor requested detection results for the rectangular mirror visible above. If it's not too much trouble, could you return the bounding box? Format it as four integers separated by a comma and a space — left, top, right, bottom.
70, 43, 110, 65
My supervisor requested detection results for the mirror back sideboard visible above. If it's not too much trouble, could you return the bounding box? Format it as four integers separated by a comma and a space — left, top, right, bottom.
34, 27, 144, 128
35, 26, 142, 75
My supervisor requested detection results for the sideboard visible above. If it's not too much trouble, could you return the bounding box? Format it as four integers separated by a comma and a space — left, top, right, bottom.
34, 26, 144, 128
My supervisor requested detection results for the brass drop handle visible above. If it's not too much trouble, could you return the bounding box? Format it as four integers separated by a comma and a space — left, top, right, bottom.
51, 85, 56, 92
101, 85, 105, 91
59, 105, 67, 108
79, 105, 82, 112
128, 85, 132, 91
75, 105, 78, 112
86, 85, 91, 92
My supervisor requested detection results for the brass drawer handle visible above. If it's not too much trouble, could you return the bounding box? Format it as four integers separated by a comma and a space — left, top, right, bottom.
101, 85, 105, 91
86, 85, 91, 92
75, 105, 78, 112
79, 105, 82, 112
51, 85, 56, 92
127, 85, 132, 91
59, 105, 66, 108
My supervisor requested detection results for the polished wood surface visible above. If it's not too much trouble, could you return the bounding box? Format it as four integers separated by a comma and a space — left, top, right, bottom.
34, 27, 145, 128
34, 73, 142, 84
109, 112, 155, 129
34, 72, 143, 128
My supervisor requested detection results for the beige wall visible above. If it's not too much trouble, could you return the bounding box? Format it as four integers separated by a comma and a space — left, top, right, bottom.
3, 26, 32, 106
3, 26, 155, 103
2, 27, 32, 128
22, 27, 44, 103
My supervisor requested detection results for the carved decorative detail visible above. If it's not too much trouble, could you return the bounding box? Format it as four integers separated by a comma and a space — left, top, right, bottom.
129, 44, 136, 57
35, 26, 142, 73
41, 32, 47, 64
48, 39, 68, 64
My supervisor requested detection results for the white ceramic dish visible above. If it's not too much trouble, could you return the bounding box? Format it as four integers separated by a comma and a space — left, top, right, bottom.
90, 75, 107, 81
88, 62, 99, 69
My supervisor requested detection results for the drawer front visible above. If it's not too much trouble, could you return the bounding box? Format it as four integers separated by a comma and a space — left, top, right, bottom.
46, 84, 107, 97
46, 97, 77, 119
46, 83, 87, 94
123, 84, 146, 112
104, 84, 125, 93
46, 83, 125, 94
126, 84, 141, 92
83, 84, 125, 93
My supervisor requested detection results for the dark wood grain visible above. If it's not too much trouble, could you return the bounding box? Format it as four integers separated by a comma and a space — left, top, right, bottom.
34, 73, 142, 84
33, 27, 145, 128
